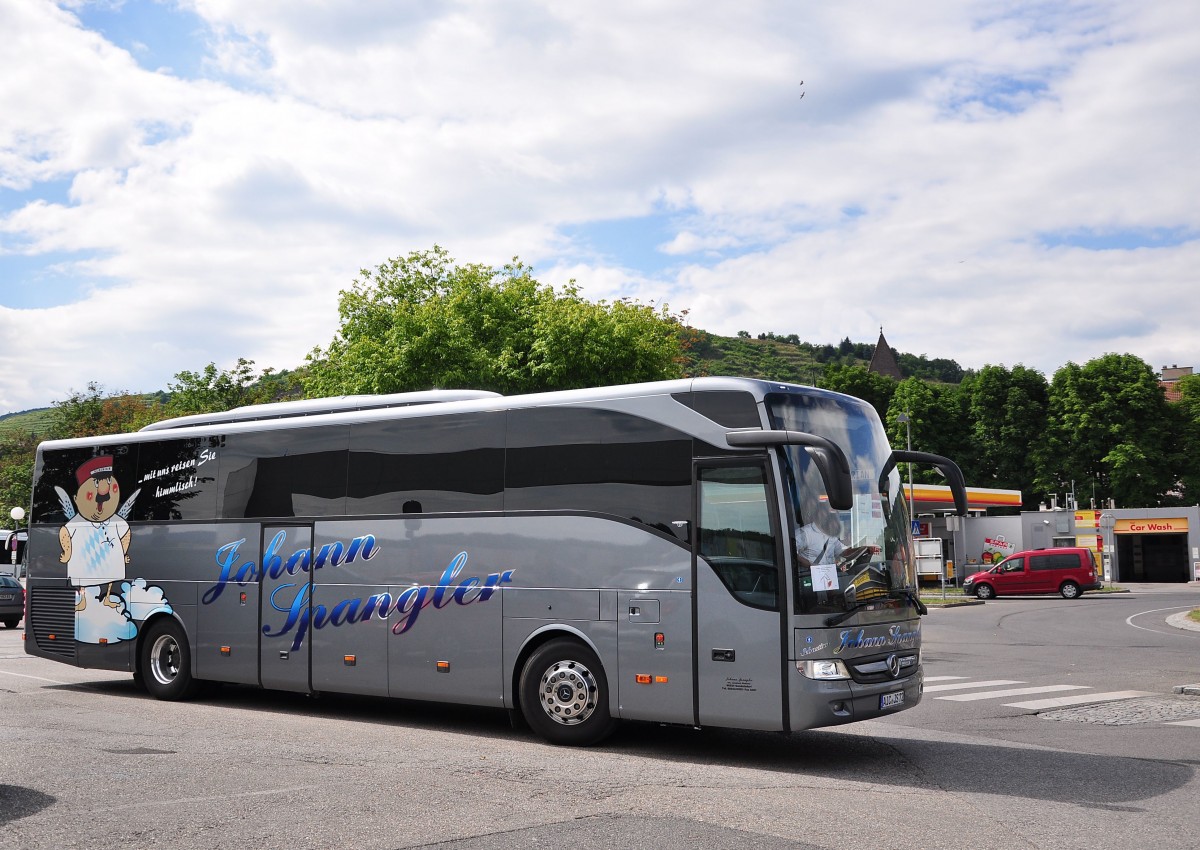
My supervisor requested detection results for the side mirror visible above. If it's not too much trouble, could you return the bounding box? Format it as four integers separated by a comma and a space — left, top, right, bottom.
878, 450, 969, 516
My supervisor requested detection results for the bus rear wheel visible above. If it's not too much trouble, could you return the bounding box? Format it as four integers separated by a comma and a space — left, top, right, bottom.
139, 619, 199, 701
519, 638, 616, 746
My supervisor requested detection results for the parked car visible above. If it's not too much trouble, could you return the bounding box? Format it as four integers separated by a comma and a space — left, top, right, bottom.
0, 574, 24, 628
961, 547, 1102, 600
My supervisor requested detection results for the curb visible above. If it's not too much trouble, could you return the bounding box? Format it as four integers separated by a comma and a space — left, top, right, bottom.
1166, 610, 1200, 632
1173, 685, 1200, 696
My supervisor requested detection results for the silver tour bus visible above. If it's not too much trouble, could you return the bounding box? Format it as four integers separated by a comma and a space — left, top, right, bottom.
23, 378, 965, 746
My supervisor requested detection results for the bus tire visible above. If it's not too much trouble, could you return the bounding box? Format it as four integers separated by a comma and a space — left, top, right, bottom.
518, 638, 616, 746
139, 618, 199, 701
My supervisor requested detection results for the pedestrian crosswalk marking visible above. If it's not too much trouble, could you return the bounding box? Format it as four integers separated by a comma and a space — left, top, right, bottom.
924, 679, 1023, 693
938, 685, 1090, 702
1003, 690, 1155, 710
923, 676, 1193, 723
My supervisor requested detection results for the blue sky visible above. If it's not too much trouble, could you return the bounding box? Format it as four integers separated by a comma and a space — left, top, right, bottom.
75, 0, 219, 81
1, 1, 1198, 413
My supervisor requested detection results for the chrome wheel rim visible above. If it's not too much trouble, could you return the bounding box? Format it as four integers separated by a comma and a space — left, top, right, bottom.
538, 659, 599, 726
149, 633, 181, 686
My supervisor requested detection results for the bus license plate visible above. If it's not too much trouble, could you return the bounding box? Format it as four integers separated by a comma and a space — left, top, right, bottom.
880, 691, 904, 710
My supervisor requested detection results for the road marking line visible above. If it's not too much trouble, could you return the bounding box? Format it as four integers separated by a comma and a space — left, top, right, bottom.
1125, 605, 1197, 634
924, 679, 1024, 693
924, 676, 968, 682
1004, 690, 1155, 710
1166, 718, 1200, 727
0, 669, 72, 685
938, 685, 1090, 702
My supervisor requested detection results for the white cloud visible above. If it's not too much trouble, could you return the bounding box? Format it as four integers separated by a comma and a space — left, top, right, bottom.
1, 0, 1198, 413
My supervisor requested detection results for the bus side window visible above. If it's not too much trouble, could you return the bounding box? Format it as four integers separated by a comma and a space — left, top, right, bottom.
697, 465, 779, 610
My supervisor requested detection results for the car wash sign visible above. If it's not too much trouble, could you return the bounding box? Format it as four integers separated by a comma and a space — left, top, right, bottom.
1114, 518, 1189, 534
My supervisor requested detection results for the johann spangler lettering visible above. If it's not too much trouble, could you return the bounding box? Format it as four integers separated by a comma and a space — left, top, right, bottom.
258, 551, 515, 651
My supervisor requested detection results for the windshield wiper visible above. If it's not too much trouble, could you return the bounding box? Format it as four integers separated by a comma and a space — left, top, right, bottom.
823, 607, 860, 627
823, 587, 926, 627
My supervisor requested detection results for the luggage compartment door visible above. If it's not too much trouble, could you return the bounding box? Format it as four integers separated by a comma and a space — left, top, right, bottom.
259, 525, 313, 693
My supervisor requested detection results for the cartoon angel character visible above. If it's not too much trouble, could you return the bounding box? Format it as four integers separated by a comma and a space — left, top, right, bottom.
55, 456, 139, 611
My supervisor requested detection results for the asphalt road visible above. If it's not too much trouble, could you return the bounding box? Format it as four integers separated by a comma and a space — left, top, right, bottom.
2, 584, 1198, 850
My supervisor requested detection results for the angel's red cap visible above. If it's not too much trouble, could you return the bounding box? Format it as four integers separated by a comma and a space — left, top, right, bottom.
75, 456, 114, 485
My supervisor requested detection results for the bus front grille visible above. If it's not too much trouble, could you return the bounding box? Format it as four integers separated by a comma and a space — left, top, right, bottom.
29, 587, 77, 658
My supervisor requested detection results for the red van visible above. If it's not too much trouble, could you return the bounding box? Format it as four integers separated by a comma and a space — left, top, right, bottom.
962, 548, 1102, 600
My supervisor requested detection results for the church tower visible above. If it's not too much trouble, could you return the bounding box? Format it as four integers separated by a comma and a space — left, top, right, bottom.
868, 327, 903, 380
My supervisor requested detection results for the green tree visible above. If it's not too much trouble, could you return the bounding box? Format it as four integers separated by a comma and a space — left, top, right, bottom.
819, 364, 896, 420
49, 383, 159, 439
166, 358, 278, 417
1035, 354, 1178, 507
0, 432, 37, 518
887, 378, 971, 484
304, 247, 687, 396
1172, 373, 1200, 503
965, 364, 1049, 506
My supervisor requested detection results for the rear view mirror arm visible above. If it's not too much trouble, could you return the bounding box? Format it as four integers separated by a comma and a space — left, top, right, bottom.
725, 429, 854, 511
879, 450, 969, 516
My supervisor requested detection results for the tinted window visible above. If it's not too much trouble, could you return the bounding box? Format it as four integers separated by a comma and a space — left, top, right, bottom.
505, 407, 692, 539
673, 390, 761, 428
32, 444, 137, 525
133, 437, 220, 521
698, 465, 779, 610
1031, 553, 1082, 571
347, 412, 504, 514
218, 426, 349, 519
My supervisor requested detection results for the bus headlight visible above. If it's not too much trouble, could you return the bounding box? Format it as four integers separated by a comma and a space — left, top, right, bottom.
797, 659, 851, 680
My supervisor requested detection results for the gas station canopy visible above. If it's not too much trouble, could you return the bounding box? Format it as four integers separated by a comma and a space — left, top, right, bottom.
904, 484, 1022, 513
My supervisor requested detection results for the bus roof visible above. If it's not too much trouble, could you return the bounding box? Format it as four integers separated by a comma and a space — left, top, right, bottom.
39, 377, 861, 452
139, 389, 503, 432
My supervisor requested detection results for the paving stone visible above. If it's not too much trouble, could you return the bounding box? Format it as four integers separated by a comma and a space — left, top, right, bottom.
1039, 695, 1200, 725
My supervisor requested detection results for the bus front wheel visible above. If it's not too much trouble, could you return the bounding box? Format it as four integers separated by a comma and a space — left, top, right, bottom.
519, 638, 616, 746
139, 619, 199, 701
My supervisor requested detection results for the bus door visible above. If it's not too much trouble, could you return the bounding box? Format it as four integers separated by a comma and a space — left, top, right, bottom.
694, 462, 787, 731
259, 524, 314, 693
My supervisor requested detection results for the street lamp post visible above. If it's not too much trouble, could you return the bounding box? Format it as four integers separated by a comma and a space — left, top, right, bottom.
9, 506, 24, 569
896, 412, 914, 582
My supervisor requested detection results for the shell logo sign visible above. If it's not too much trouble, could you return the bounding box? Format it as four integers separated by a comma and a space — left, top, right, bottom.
1113, 518, 1188, 534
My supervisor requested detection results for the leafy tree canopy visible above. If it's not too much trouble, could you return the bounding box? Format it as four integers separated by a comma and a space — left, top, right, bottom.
965, 364, 1049, 503
885, 378, 971, 485
49, 382, 158, 439
1036, 354, 1179, 507
165, 359, 299, 418
304, 246, 688, 396
0, 432, 36, 517
820, 364, 896, 420
1174, 374, 1200, 503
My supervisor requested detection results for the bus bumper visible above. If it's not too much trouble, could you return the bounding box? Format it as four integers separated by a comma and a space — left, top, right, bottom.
789, 665, 924, 731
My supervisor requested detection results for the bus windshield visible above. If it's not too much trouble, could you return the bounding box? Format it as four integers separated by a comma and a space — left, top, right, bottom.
765, 391, 915, 615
